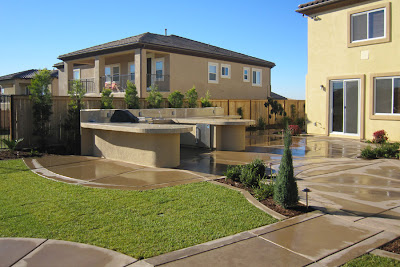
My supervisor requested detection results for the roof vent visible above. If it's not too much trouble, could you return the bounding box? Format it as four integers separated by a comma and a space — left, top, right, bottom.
165, 29, 167, 36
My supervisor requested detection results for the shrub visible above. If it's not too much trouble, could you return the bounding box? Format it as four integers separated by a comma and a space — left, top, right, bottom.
239, 164, 260, 188
274, 128, 299, 208
101, 89, 114, 109
185, 86, 198, 108
146, 85, 163, 108
224, 165, 242, 182
200, 90, 212, 107
125, 80, 139, 109
168, 91, 184, 108
360, 146, 377, 159
62, 80, 86, 154
257, 117, 267, 130
29, 69, 53, 149
237, 107, 243, 119
248, 158, 266, 178
373, 130, 388, 144
253, 181, 274, 201
2, 138, 24, 153
375, 143, 399, 158
294, 117, 305, 131
264, 97, 286, 119
360, 143, 400, 159
288, 125, 301, 136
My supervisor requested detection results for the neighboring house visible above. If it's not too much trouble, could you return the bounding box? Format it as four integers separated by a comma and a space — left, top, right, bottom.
270, 92, 287, 100
297, 0, 400, 141
54, 32, 275, 99
0, 69, 58, 95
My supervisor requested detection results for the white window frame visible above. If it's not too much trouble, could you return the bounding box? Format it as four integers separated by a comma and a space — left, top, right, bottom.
374, 76, 400, 116
155, 58, 164, 81
221, 64, 231, 79
252, 68, 262, 87
243, 67, 250, 82
73, 69, 80, 80
128, 62, 135, 81
105, 64, 120, 83
351, 7, 386, 43
208, 62, 219, 84
329, 79, 361, 136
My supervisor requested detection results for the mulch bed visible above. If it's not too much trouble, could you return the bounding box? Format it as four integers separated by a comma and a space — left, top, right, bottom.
216, 178, 313, 218
380, 237, 400, 255
0, 150, 44, 160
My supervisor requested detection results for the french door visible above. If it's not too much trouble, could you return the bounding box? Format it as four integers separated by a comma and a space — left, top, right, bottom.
330, 79, 360, 135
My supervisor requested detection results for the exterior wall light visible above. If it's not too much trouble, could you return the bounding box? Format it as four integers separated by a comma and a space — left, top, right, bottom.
320, 85, 325, 91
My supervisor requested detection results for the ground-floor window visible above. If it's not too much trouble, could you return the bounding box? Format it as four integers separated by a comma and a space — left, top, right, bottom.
374, 76, 400, 115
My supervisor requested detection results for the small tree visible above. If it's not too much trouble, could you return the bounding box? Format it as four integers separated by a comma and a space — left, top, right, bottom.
29, 69, 53, 149
125, 80, 139, 109
186, 86, 198, 108
101, 88, 114, 109
168, 91, 184, 108
62, 80, 85, 154
146, 85, 163, 108
274, 128, 298, 208
200, 90, 212, 107
264, 97, 286, 120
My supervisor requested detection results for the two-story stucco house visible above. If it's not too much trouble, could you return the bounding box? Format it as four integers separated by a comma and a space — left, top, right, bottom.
55, 32, 275, 100
297, 0, 400, 141
0, 69, 58, 95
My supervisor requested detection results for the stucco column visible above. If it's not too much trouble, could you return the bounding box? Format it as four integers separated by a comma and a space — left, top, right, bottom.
134, 48, 147, 98
60, 62, 74, 96
94, 56, 105, 94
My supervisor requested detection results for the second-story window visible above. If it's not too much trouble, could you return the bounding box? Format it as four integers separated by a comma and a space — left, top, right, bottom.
221, 64, 231, 79
73, 69, 80, 80
351, 8, 385, 42
129, 63, 135, 81
208, 62, 218, 83
243, 67, 250, 82
252, 68, 262, 86
156, 59, 164, 80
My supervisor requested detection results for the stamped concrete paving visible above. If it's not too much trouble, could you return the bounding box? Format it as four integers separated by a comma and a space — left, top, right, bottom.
0, 238, 136, 267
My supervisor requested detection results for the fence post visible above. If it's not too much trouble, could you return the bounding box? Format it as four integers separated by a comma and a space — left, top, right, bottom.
10, 95, 15, 140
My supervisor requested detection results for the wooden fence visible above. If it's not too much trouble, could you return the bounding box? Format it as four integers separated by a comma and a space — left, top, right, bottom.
11, 96, 305, 148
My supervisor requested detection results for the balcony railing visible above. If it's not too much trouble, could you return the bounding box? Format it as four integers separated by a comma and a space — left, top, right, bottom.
101, 74, 135, 92
69, 78, 95, 93
146, 74, 170, 92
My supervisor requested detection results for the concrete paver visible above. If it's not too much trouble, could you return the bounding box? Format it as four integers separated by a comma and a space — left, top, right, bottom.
0, 238, 46, 267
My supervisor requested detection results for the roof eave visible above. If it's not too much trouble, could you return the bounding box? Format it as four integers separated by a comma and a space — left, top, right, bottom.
296, 0, 371, 15
58, 42, 275, 69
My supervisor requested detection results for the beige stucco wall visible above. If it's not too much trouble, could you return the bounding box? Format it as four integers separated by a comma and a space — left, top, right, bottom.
168, 53, 270, 100
60, 48, 271, 100
306, 0, 400, 141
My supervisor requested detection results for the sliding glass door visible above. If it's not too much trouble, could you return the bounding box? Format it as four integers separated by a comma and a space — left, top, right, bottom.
330, 79, 360, 135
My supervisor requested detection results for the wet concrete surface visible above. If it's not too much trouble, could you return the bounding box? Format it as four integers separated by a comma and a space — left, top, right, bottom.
19, 133, 400, 266
0, 238, 136, 267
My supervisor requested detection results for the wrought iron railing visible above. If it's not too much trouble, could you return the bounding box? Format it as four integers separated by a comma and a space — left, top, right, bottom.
146, 74, 170, 92
100, 74, 135, 92
69, 78, 96, 93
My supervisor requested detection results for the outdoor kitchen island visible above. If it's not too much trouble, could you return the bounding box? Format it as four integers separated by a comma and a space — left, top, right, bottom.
81, 122, 192, 168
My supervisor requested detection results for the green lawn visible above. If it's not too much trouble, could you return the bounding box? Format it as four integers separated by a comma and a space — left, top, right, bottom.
0, 159, 276, 259
343, 254, 400, 267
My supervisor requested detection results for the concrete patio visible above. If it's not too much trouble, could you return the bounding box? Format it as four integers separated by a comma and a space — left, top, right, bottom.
9, 133, 400, 266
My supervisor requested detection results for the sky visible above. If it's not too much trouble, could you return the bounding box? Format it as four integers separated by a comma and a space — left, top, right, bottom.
0, 0, 308, 99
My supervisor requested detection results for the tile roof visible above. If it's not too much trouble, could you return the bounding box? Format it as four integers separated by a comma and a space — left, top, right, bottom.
297, 0, 370, 15
0, 69, 58, 81
298, 0, 337, 9
270, 92, 287, 100
58, 32, 275, 68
